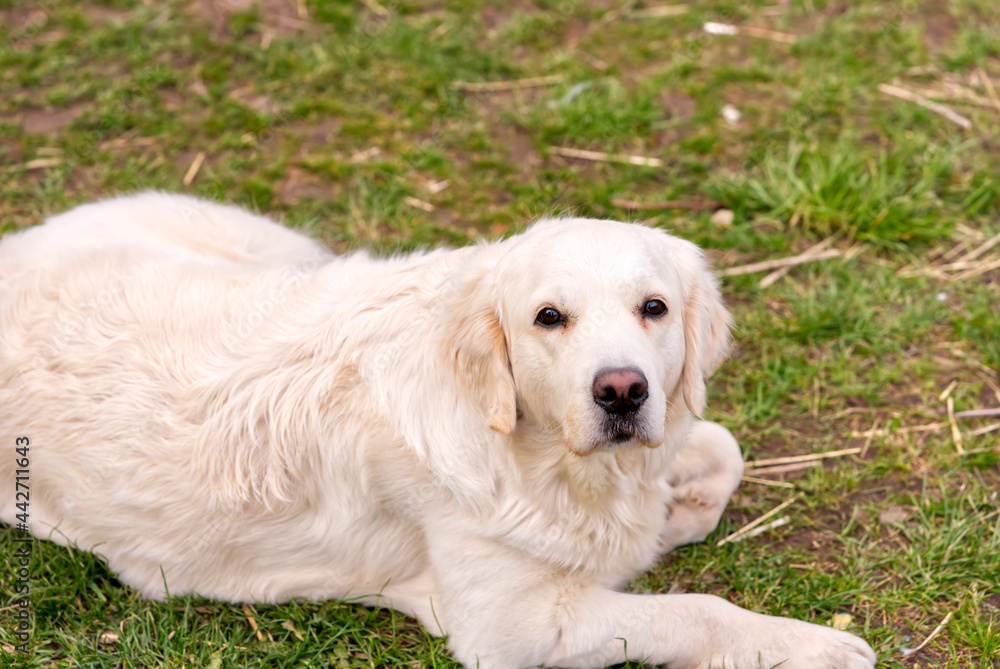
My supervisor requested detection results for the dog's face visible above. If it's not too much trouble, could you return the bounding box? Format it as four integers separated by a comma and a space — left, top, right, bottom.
482, 219, 731, 455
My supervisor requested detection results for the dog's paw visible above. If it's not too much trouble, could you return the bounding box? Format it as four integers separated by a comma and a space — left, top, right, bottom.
782, 627, 876, 669
665, 421, 744, 490
670, 480, 728, 512
729, 616, 876, 669
659, 481, 732, 552
660, 422, 744, 553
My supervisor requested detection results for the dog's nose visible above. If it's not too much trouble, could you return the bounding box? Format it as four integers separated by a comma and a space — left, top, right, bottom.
592, 368, 648, 415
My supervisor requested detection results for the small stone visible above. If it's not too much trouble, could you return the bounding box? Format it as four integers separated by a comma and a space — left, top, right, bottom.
711, 208, 734, 226
721, 104, 742, 125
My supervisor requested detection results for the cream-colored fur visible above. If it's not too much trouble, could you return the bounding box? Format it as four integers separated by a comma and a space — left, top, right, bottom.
0, 192, 875, 669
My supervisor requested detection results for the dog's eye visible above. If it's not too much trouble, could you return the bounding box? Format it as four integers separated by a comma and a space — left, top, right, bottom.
535, 307, 563, 327
643, 299, 667, 317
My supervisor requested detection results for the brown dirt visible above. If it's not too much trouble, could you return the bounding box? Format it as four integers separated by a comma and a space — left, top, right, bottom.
187, 0, 312, 38
22, 104, 88, 135
173, 148, 204, 177
229, 89, 283, 115
659, 90, 696, 121
562, 18, 590, 49
278, 166, 336, 204
0, 6, 49, 43
480, 6, 508, 32
481, 0, 539, 32
288, 116, 343, 150
919, 0, 959, 51
80, 5, 133, 24
499, 123, 541, 177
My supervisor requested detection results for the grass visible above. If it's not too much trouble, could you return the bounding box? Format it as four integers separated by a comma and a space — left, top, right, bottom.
1, 0, 998, 667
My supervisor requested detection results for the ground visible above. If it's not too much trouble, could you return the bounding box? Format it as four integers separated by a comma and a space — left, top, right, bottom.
0, 0, 998, 667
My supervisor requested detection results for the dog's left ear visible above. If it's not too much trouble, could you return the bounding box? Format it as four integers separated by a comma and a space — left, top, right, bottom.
671, 238, 732, 416
444, 263, 517, 434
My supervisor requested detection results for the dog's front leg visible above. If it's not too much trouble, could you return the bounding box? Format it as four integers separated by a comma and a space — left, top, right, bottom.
429, 532, 875, 669
552, 591, 876, 669
660, 420, 744, 553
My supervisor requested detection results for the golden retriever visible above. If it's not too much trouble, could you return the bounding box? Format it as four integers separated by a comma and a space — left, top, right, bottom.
0, 192, 875, 668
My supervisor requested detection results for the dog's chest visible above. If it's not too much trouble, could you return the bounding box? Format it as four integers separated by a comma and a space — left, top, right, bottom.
490, 471, 670, 579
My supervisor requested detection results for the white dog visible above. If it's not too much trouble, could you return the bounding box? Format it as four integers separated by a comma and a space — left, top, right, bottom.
0, 193, 875, 668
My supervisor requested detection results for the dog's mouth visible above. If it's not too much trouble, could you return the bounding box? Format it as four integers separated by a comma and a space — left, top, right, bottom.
560, 393, 663, 455
596, 414, 655, 449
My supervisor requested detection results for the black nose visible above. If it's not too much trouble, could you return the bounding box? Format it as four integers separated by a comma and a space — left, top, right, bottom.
592, 368, 648, 415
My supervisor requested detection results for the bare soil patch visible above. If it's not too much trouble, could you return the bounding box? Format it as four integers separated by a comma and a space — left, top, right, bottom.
22, 104, 88, 135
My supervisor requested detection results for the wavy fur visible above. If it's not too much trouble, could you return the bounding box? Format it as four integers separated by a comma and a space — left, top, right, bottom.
0, 193, 875, 669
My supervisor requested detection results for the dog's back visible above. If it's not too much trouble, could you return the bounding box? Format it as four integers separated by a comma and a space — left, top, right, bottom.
1, 191, 327, 271
0, 193, 451, 605
0, 193, 339, 596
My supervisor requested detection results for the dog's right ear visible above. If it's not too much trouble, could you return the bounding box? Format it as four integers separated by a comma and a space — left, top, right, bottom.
394, 249, 517, 514
441, 258, 517, 436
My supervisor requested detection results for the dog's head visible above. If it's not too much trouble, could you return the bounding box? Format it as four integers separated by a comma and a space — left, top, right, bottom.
447, 218, 731, 457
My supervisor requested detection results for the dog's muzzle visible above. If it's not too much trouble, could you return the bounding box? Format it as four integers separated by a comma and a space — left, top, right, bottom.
592, 367, 649, 444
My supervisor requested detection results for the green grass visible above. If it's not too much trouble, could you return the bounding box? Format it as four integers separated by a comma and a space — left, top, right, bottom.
1, 0, 999, 667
